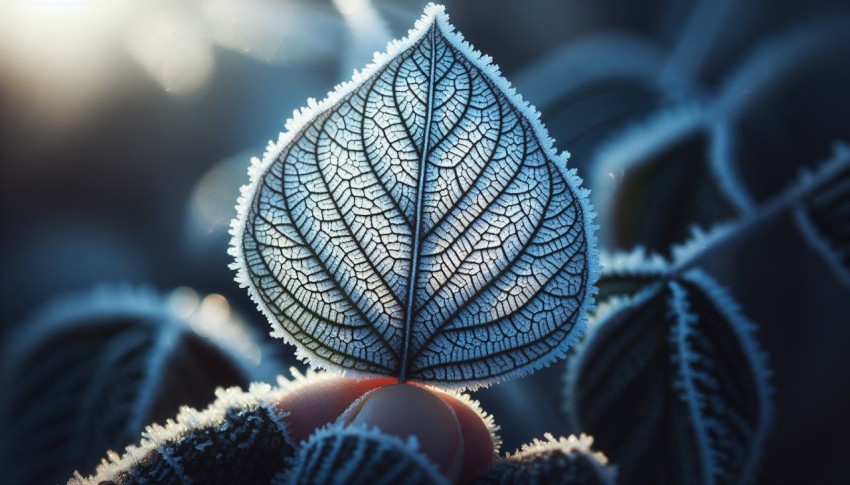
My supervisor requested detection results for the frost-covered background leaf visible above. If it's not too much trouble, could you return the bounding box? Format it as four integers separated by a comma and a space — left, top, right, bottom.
590, 105, 745, 253
564, 270, 772, 485
471, 433, 615, 485
231, 3, 598, 389
0, 286, 282, 485
793, 144, 850, 290
69, 384, 295, 485
279, 425, 448, 485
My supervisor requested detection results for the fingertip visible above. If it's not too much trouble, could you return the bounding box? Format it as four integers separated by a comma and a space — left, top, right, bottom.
276, 376, 395, 442
341, 384, 464, 482
431, 391, 497, 483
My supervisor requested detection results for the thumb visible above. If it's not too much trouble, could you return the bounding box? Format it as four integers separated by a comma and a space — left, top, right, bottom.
340, 383, 464, 482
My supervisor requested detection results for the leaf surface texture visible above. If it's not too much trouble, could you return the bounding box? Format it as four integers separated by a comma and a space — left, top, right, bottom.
232, 4, 597, 388
564, 270, 772, 485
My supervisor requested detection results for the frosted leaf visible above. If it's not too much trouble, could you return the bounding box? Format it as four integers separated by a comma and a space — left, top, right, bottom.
471, 433, 614, 485
278, 425, 448, 485
590, 105, 745, 253
0, 285, 281, 485
564, 270, 772, 485
68, 384, 295, 484
230, 3, 598, 389
793, 144, 850, 290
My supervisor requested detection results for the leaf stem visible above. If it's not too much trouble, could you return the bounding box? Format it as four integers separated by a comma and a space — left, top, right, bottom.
672, 151, 848, 274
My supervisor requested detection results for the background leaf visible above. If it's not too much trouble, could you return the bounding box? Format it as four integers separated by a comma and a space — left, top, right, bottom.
564, 270, 772, 485
0, 286, 281, 485
69, 384, 295, 485
231, 4, 598, 389
280, 425, 448, 485
471, 433, 614, 485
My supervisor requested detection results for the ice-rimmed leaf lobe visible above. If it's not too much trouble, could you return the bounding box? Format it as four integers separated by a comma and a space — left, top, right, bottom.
68, 384, 296, 485
231, 4, 598, 389
564, 270, 772, 485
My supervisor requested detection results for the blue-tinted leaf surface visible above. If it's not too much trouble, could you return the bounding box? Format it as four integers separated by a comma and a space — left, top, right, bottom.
471, 433, 614, 485
279, 425, 448, 485
0, 286, 279, 485
69, 384, 295, 485
564, 270, 772, 485
793, 145, 850, 289
231, 4, 598, 388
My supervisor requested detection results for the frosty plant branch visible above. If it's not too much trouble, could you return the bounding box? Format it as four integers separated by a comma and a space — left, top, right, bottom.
672, 143, 849, 275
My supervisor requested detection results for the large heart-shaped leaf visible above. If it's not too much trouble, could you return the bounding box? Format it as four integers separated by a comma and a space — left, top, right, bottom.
230, 4, 598, 389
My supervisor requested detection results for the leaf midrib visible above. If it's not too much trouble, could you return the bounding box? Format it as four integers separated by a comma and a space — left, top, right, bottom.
399, 25, 437, 382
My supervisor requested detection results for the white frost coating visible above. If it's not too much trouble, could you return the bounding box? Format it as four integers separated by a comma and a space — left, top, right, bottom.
3, 285, 274, 385
509, 433, 607, 464
679, 269, 774, 485
562, 283, 662, 429
229, 3, 599, 390
332, 0, 391, 79
1, 284, 278, 473
564, 269, 773, 484
490, 433, 615, 485
69, 384, 292, 485
276, 366, 340, 392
